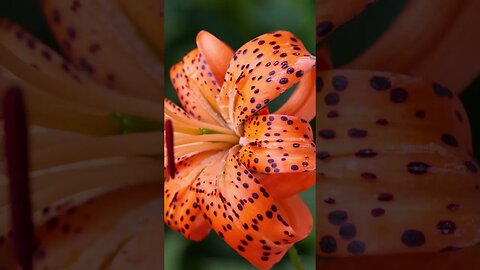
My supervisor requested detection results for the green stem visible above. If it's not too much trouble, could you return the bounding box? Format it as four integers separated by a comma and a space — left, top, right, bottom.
288, 246, 303, 270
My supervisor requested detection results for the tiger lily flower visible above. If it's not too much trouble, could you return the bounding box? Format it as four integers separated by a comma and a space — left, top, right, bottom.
164, 30, 316, 269
316, 1, 480, 269
0, 0, 163, 268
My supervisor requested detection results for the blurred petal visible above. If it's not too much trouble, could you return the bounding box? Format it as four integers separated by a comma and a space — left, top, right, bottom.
240, 114, 315, 174
196, 30, 234, 86
0, 71, 121, 135
317, 46, 332, 71
260, 171, 315, 199
0, 30, 163, 121
316, 70, 472, 154
319, 246, 480, 270
169, 49, 225, 125
117, 0, 164, 57
107, 215, 163, 269
0, 183, 160, 268
347, 0, 480, 92
316, 70, 480, 256
164, 151, 220, 241
218, 31, 315, 133
274, 69, 316, 121
194, 147, 310, 269
0, 20, 88, 84
42, 0, 163, 100
316, 0, 374, 43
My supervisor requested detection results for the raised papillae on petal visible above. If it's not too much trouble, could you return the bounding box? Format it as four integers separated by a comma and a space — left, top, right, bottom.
316, 70, 480, 256
240, 114, 315, 174
218, 30, 315, 133
192, 147, 312, 269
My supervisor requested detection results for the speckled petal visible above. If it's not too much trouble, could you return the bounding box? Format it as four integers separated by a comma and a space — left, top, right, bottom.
218, 30, 315, 133
169, 49, 225, 125
259, 171, 315, 199
0, 20, 87, 84
274, 69, 316, 121
240, 114, 315, 174
0, 184, 160, 269
41, 0, 163, 100
194, 147, 310, 269
319, 246, 480, 270
164, 151, 221, 241
316, 70, 480, 256
196, 30, 234, 86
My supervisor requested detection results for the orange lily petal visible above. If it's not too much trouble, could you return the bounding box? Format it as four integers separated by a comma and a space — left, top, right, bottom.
347, 0, 480, 93
194, 147, 310, 269
107, 216, 163, 269
240, 114, 315, 174
164, 98, 234, 135
316, 70, 480, 256
316, 0, 374, 43
196, 30, 234, 86
170, 49, 226, 125
319, 246, 480, 270
117, 0, 164, 57
274, 69, 316, 121
0, 19, 87, 84
316, 70, 472, 154
260, 171, 315, 199
0, 183, 160, 268
218, 31, 315, 133
275, 195, 313, 242
164, 152, 221, 241
42, 0, 162, 100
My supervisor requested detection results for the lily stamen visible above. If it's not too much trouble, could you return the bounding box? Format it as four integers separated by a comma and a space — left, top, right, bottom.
173, 142, 234, 160
174, 133, 239, 145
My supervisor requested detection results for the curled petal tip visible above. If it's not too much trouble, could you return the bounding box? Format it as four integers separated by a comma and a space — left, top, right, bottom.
196, 30, 234, 85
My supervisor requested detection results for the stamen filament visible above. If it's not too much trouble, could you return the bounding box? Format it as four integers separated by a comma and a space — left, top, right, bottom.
174, 133, 239, 145
174, 142, 233, 159
165, 106, 234, 135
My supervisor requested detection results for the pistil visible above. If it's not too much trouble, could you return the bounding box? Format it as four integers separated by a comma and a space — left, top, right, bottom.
165, 119, 175, 178
3, 87, 34, 270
